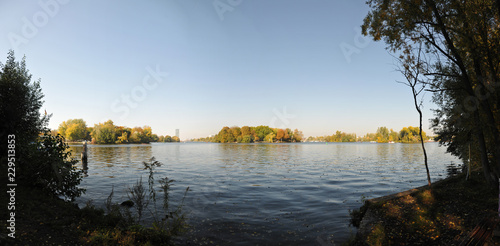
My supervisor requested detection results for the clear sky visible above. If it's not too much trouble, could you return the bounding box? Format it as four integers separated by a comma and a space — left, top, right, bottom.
0, 0, 437, 140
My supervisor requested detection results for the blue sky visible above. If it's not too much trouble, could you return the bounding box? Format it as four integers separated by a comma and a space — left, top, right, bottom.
1, 0, 436, 140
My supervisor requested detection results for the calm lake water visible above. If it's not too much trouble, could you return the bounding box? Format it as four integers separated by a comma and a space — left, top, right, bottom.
70, 142, 458, 245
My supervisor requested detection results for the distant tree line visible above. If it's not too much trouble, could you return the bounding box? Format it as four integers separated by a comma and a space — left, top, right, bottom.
191, 126, 304, 143
56, 119, 179, 144
306, 126, 429, 143
307, 131, 358, 143
191, 126, 429, 143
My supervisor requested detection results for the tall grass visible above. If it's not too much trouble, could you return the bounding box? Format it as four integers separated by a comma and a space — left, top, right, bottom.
142, 157, 189, 235
85, 157, 189, 245
128, 177, 149, 223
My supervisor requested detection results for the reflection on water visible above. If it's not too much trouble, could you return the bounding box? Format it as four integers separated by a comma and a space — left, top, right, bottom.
69, 142, 458, 245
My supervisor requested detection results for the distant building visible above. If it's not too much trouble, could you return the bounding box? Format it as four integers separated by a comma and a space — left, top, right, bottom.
175, 129, 179, 139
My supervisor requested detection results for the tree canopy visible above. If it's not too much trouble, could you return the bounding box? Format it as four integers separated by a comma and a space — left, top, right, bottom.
55, 118, 179, 144
193, 126, 304, 143
0, 50, 49, 154
58, 119, 89, 141
362, 0, 500, 183
0, 50, 83, 199
89, 120, 176, 144
193, 126, 431, 144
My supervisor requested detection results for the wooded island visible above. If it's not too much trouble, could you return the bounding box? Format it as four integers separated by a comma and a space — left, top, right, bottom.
190, 126, 430, 143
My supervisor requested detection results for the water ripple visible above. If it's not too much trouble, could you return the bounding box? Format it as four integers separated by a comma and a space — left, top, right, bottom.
71, 142, 458, 244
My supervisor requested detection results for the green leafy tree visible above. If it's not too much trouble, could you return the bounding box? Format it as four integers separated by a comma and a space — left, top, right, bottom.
58, 119, 87, 141
431, 74, 476, 162
212, 126, 302, 143
58, 121, 68, 137
362, 133, 376, 142
265, 132, 276, 143
389, 129, 399, 142
142, 126, 153, 143
342, 132, 357, 142
116, 131, 129, 144
115, 126, 131, 144
376, 127, 389, 143
27, 133, 84, 200
92, 120, 117, 144
254, 126, 273, 142
293, 129, 303, 142
0, 50, 50, 163
129, 127, 142, 143
128, 126, 153, 143
362, 0, 500, 183
399, 126, 425, 143
216, 126, 236, 143
241, 126, 253, 137
0, 51, 83, 199
230, 126, 241, 139
241, 135, 254, 143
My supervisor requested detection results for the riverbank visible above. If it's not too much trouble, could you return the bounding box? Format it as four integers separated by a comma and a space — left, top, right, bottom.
348, 170, 500, 245
0, 182, 177, 245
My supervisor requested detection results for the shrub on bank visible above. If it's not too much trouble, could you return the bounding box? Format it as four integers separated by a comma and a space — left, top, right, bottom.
23, 133, 85, 201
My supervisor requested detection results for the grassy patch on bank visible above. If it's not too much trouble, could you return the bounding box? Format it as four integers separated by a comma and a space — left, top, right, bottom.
349, 170, 499, 245
0, 183, 181, 245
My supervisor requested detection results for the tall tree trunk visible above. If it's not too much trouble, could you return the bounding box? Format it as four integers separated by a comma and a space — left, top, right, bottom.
471, 54, 500, 180
474, 110, 496, 185
411, 85, 431, 187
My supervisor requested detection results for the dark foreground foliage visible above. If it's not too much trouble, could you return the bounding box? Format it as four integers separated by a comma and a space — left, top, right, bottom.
0, 176, 185, 246
23, 133, 85, 201
0, 50, 84, 200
